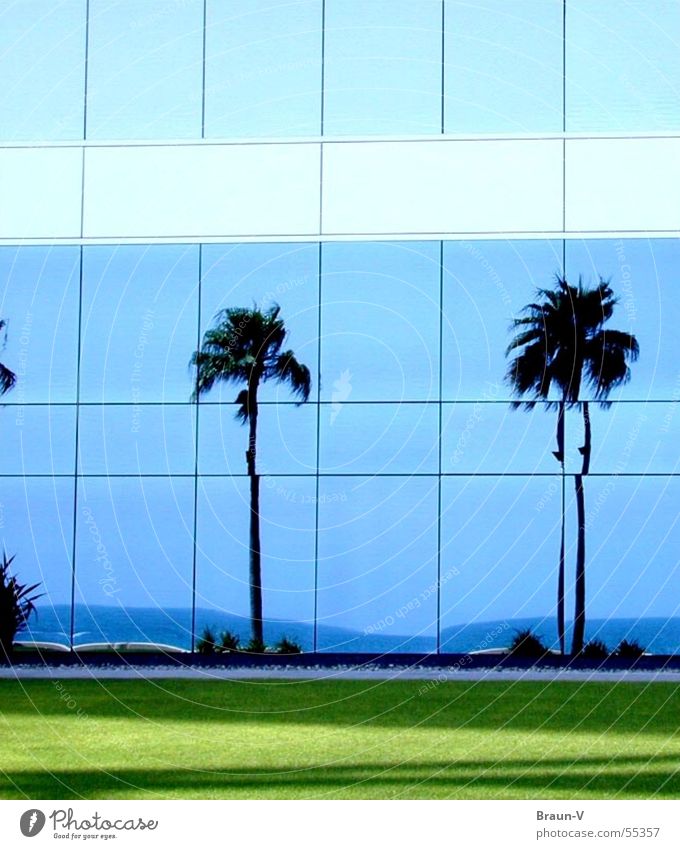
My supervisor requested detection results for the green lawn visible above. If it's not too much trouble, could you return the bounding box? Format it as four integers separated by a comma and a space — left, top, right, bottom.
0, 678, 679, 799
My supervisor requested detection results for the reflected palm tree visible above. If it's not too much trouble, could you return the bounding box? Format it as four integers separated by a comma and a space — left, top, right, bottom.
191, 305, 311, 647
506, 277, 639, 655
0, 319, 16, 395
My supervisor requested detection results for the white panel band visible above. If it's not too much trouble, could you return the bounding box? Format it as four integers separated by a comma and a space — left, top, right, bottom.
83, 143, 322, 239
0, 147, 82, 239
0, 136, 678, 242
322, 139, 564, 235
566, 137, 680, 233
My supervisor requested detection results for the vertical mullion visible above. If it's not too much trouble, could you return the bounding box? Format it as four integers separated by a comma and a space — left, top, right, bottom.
441, 0, 446, 134
201, 0, 208, 139
190, 246, 203, 653
69, 247, 85, 651
313, 0, 326, 652
320, 0, 326, 137
319, 0, 326, 238
80, 0, 90, 240
436, 241, 444, 653
313, 242, 323, 653
561, 0, 568, 654
562, 0, 567, 234
83, 0, 90, 140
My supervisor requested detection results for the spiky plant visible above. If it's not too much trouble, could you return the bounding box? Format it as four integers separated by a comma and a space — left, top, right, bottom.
0, 552, 42, 662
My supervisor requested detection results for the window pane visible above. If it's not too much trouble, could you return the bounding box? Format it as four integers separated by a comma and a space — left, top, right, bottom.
0, 246, 80, 402
199, 402, 316, 476
200, 243, 318, 403
321, 241, 440, 401
444, 0, 563, 133
205, 0, 322, 138
567, 0, 680, 132
0, 0, 86, 141
196, 476, 316, 647
324, 0, 442, 135
87, 0, 204, 139
317, 476, 438, 652
81, 245, 199, 402
0, 477, 73, 648
565, 402, 680, 475
442, 402, 560, 475
320, 403, 438, 475
0, 406, 75, 475
442, 239, 562, 401
440, 477, 561, 650
78, 404, 195, 475
565, 238, 679, 401
564, 477, 680, 653
74, 477, 194, 649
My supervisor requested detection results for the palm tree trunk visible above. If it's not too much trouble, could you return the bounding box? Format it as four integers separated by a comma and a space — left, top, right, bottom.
246, 399, 263, 646
571, 401, 591, 655
555, 400, 566, 655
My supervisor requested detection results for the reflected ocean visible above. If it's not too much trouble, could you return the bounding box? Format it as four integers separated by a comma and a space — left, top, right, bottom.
19, 604, 680, 655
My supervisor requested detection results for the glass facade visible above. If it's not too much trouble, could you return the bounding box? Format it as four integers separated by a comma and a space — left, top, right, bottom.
0, 238, 678, 651
3, 0, 678, 143
0, 2, 678, 654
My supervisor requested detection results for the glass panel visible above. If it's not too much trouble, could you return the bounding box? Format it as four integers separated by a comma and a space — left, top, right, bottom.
565, 402, 680, 475
442, 239, 563, 401
74, 477, 194, 649
324, 0, 442, 135
320, 403, 438, 475
199, 402, 316, 476
196, 476, 316, 648
564, 477, 680, 653
321, 241, 440, 401
81, 245, 199, 402
0, 406, 75, 475
567, 0, 680, 132
78, 404, 195, 475
87, 0, 204, 139
0, 477, 73, 648
204, 0, 323, 138
200, 243, 318, 403
444, 0, 563, 133
440, 476, 562, 651
565, 238, 680, 401
317, 476, 439, 652
0, 246, 80, 402
442, 401, 560, 475
0, 0, 86, 141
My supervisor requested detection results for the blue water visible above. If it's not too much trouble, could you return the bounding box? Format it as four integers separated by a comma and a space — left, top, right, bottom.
19, 605, 680, 655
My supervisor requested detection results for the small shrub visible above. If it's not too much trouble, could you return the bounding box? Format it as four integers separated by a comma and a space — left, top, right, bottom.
244, 637, 267, 654
196, 626, 218, 655
0, 551, 42, 662
615, 638, 646, 659
507, 628, 550, 659
275, 636, 302, 655
580, 639, 609, 660
219, 630, 241, 652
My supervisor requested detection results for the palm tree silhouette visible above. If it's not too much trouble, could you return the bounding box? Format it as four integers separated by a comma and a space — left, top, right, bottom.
0, 319, 16, 395
191, 305, 311, 647
506, 277, 639, 655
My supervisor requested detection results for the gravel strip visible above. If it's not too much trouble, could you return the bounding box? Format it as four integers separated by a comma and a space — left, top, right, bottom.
1, 665, 680, 682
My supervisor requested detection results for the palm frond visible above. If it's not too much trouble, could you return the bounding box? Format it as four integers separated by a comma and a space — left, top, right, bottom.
0, 362, 16, 396
268, 350, 312, 403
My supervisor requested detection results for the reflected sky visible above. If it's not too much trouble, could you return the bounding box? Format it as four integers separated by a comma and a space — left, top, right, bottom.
2, 0, 678, 142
